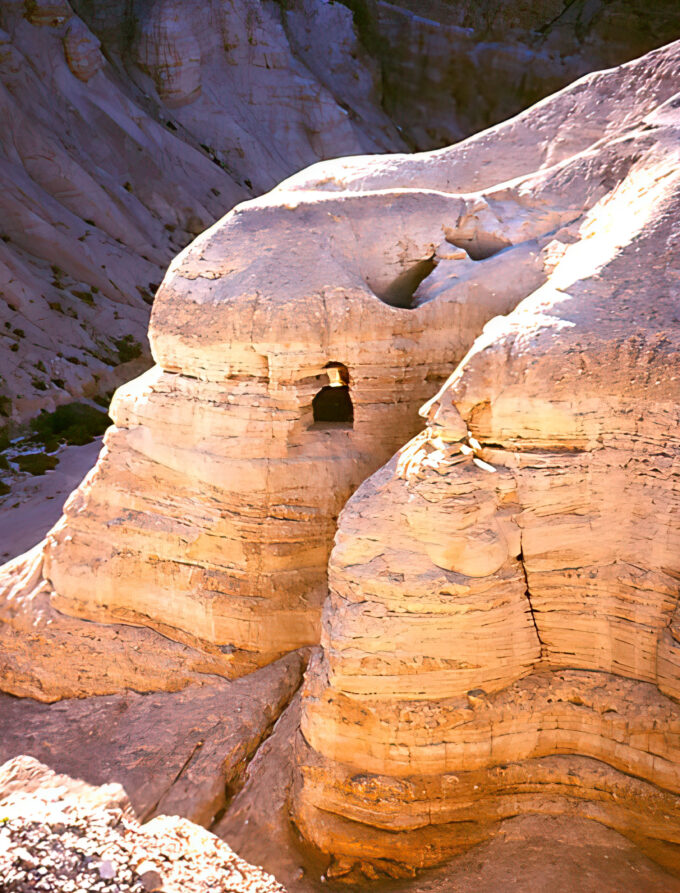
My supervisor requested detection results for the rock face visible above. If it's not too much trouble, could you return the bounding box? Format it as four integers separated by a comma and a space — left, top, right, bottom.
0, 755, 286, 892
2, 46, 594, 698
369, 0, 680, 148
294, 42, 680, 880
2, 0, 678, 431
0, 650, 306, 826
0, 0, 400, 429
3, 28, 680, 890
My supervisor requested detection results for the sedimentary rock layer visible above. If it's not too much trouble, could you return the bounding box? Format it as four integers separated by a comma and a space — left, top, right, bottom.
294, 42, 680, 880
4, 26, 629, 697
0, 0, 400, 426
2, 0, 678, 427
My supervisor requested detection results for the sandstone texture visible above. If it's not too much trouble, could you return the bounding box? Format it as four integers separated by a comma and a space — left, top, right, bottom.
294, 41, 680, 880
0, 755, 286, 892
214, 696, 680, 893
0, 0, 401, 429
1, 0, 678, 431
0, 37, 589, 697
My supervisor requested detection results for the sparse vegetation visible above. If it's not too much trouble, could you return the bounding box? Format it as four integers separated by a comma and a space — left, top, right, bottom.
31, 402, 110, 448
114, 335, 143, 364
16, 453, 59, 475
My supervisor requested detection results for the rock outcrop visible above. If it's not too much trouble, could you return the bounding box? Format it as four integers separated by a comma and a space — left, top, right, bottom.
3, 29, 680, 892
0, 650, 306, 825
0, 0, 401, 429
2, 0, 678, 430
369, 0, 680, 148
3, 34, 601, 697
294, 41, 680, 880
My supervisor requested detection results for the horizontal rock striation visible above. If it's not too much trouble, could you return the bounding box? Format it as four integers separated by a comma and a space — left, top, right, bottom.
294, 42, 680, 880
2, 0, 677, 427
0, 173, 564, 696
0, 0, 401, 427
8, 28, 654, 698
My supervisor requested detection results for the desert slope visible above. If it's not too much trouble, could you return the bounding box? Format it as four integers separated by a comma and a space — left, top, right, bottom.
0, 0, 400, 429
0, 35, 680, 892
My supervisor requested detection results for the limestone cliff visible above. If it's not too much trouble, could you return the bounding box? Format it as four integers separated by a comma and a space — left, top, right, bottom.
294, 41, 680, 880
0, 0, 400, 428
2, 31, 680, 891
0, 102, 567, 697
2, 0, 678, 431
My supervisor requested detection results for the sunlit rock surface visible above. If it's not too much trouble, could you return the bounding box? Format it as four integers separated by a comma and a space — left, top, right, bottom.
2, 0, 678, 427
0, 0, 400, 426
0, 93, 569, 697
294, 41, 680, 881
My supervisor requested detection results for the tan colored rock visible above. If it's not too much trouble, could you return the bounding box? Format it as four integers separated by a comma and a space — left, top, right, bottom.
1, 1, 674, 427
0, 546, 244, 698
214, 691, 316, 890
388, 814, 680, 893
215, 694, 680, 891
295, 42, 680, 880
0, 650, 305, 823
0, 0, 401, 428
2, 27, 600, 696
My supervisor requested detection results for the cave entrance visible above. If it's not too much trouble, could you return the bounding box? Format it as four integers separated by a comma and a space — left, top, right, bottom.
379, 255, 436, 308
312, 363, 353, 427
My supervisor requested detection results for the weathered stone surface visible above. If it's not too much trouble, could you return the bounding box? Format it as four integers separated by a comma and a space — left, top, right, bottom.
294, 41, 680, 880
215, 691, 314, 890
0, 649, 305, 822
0, 0, 401, 428
387, 815, 680, 893
1, 29, 600, 696
2, 1, 677, 427
62, 16, 103, 81
0, 547, 237, 698
212, 687, 680, 892
369, 0, 680, 149
0, 756, 286, 892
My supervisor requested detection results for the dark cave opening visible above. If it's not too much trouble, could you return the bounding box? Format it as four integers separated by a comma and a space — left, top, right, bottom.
312, 386, 354, 426
312, 363, 353, 427
378, 255, 437, 309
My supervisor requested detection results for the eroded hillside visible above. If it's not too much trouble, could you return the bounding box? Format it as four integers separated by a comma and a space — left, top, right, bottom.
1, 0, 679, 436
